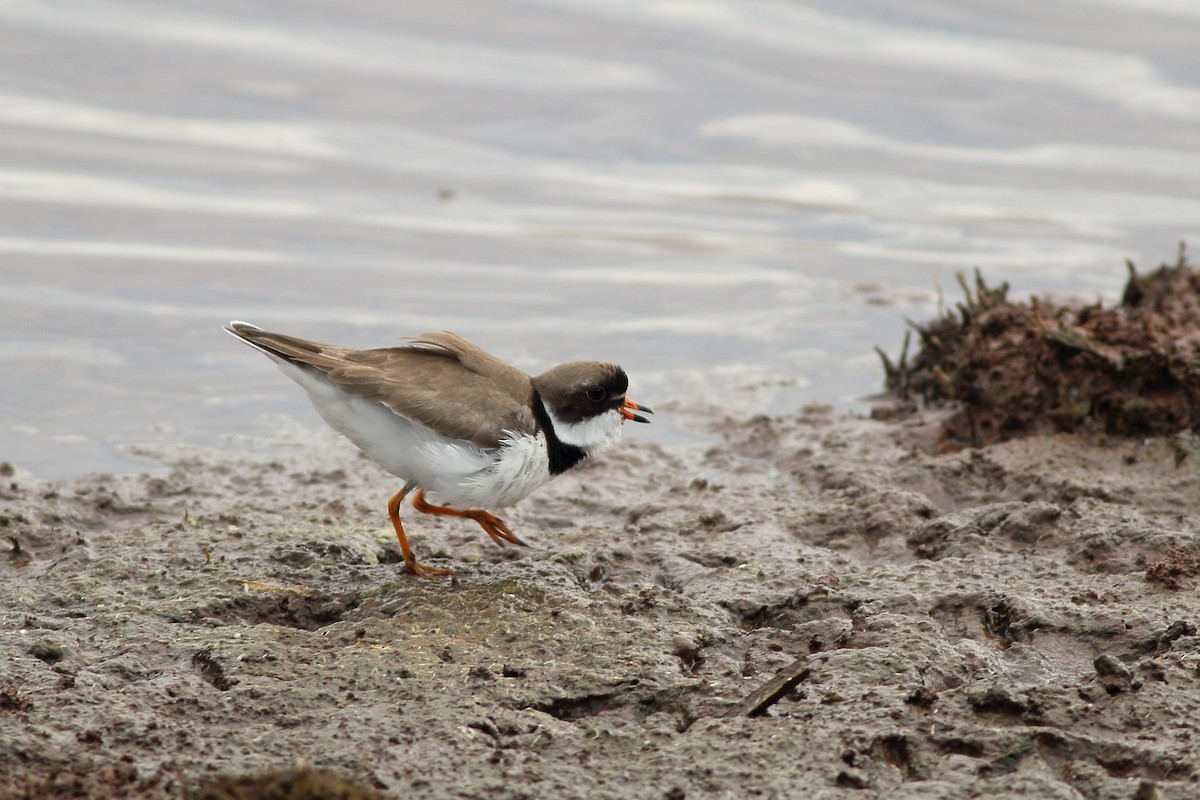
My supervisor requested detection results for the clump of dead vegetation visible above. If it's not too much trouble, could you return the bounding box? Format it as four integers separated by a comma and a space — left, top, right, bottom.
1145, 546, 1200, 589
877, 246, 1200, 448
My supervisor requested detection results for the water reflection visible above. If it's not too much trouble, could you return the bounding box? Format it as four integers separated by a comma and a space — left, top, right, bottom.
0, 0, 1196, 478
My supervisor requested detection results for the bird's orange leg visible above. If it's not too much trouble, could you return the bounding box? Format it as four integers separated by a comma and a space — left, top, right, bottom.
411, 490, 527, 548
388, 483, 455, 578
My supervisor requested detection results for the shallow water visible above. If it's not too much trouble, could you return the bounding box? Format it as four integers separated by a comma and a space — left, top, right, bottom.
2, 0, 1198, 478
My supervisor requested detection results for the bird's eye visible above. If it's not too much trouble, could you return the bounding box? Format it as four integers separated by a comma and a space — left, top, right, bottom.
584, 386, 606, 402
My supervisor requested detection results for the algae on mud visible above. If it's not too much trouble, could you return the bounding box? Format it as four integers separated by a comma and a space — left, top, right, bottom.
192, 765, 383, 800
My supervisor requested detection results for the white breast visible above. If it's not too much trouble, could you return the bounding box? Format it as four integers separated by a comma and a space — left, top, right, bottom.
452, 432, 552, 508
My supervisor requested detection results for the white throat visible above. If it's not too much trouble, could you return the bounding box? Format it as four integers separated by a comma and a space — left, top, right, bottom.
545, 406, 625, 456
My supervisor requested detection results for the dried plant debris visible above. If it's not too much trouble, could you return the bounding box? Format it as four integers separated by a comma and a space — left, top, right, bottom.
878, 246, 1200, 447
1144, 546, 1200, 589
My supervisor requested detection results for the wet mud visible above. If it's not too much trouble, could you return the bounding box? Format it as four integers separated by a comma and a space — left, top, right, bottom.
4, 399, 1200, 798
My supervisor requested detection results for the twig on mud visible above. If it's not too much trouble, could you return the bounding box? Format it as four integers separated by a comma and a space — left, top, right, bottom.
724, 656, 810, 718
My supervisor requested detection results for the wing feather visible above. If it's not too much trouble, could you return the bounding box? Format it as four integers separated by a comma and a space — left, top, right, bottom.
227, 323, 537, 449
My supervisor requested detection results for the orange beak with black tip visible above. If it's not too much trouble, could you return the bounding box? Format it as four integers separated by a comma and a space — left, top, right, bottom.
620, 398, 653, 423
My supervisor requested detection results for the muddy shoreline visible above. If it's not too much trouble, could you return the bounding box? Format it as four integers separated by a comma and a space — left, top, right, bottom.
3, 408, 1200, 799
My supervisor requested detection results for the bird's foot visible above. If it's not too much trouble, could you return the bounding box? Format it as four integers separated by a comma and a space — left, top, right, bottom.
411, 490, 528, 549
404, 559, 457, 579
466, 510, 528, 548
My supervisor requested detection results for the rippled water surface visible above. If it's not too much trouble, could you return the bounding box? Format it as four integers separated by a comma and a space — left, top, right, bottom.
3, 0, 1199, 477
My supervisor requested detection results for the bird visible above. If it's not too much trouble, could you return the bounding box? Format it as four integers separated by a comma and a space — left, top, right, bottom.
224, 321, 651, 577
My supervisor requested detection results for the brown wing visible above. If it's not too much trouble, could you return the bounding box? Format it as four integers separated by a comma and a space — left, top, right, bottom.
228, 324, 537, 449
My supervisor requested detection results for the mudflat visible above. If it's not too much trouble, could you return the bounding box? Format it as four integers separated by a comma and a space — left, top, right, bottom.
3, 401, 1199, 798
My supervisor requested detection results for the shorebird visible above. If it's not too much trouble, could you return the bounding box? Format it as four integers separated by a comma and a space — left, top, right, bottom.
225, 321, 650, 577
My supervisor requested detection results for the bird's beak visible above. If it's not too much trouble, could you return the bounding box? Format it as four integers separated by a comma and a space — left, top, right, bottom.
620, 398, 653, 423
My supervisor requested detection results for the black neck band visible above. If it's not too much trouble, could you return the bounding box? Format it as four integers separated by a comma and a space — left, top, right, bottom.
532, 392, 588, 475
